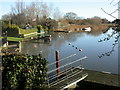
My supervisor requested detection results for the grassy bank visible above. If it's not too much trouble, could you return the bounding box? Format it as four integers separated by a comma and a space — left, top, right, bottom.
19, 28, 37, 34
7, 37, 24, 42
0, 37, 3, 40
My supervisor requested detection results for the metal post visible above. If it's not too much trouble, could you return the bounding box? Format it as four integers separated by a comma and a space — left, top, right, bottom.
56, 50, 61, 78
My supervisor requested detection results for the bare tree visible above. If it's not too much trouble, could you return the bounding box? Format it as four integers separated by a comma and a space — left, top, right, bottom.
101, 0, 120, 20
98, 0, 120, 58
11, 0, 25, 15
2, 0, 62, 27
64, 12, 78, 20
51, 7, 62, 20
25, 2, 37, 23
64, 12, 78, 24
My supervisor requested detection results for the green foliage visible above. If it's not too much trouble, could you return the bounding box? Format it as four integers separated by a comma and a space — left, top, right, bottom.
37, 25, 44, 33
2, 20, 11, 30
2, 20, 20, 31
44, 27, 48, 31
8, 24, 20, 31
19, 28, 37, 34
2, 53, 48, 89
7, 37, 24, 41
6, 24, 20, 37
38, 17, 58, 30
2, 20, 20, 37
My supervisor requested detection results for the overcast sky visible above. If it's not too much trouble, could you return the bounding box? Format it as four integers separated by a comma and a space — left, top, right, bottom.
0, 0, 118, 21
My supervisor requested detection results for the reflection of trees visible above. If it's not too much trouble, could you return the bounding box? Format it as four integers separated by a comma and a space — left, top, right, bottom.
52, 32, 84, 42
64, 32, 84, 42
98, 0, 120, 58
86, 30, 102, 36
98, 29, 120, 58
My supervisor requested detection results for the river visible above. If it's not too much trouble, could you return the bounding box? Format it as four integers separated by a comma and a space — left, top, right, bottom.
21, 28, 119, 74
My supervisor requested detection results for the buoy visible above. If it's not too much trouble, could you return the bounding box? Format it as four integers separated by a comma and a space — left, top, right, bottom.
69, 43, 71, 45
72, 45, 74, 47
31, 37, 34, 39
79, 49, 83, 51
98, 56, 102, 58
76, 47, 77, 49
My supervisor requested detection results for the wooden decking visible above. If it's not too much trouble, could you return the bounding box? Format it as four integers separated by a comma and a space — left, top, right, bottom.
83, 70, 120, 87
48, 68, 88, 89
48, 68, 119, 89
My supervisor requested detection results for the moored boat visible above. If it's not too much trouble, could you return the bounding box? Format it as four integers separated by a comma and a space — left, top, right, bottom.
82, 27, 91, 32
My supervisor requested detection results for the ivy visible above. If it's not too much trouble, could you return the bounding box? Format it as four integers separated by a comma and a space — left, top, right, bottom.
2, 53, 48, 89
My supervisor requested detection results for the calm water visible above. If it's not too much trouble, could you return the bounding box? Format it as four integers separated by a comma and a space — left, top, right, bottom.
21, 28, 119, 74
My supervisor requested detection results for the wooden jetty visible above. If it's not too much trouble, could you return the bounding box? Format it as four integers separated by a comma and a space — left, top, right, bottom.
47, 51, 88, 89
48, 67, 88, 89
46, 51, 120, 89
47, 68, 119, 89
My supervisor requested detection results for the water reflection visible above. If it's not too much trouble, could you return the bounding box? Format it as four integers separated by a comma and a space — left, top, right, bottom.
86, 30, 103, 36
21, 28, 118, 74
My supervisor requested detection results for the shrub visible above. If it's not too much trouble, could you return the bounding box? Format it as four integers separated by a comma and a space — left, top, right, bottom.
37, 25, 44, 33
6, 24, 20, 37
2, 53, 48, 89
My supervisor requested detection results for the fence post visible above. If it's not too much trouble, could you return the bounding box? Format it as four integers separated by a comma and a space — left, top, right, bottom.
56, 50, 61, 78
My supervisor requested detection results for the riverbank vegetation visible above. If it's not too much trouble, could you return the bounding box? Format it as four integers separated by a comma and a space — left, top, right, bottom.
19, 28, 37, 34
1, 1, 112, 34
7, 37, 24, 42
0, 0, 119, 89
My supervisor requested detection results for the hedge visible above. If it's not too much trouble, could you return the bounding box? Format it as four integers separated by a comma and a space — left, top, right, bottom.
2, 53, 48, 89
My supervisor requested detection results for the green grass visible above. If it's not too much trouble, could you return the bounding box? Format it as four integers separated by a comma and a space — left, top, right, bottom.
7, 37, 24, 42
19, 28, 38, 34
0, 37, 3, 40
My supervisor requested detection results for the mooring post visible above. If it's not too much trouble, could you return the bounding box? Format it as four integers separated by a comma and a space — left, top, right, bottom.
56, 50, 61, 78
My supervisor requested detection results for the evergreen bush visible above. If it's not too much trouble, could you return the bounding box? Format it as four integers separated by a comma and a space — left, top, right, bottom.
2, 53, 48, 89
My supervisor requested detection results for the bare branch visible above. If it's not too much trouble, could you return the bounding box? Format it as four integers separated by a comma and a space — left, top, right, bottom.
110, 0, 115, 4
110, 7, 120, 14
113, 0, 120, 6
101, 8, 117, 19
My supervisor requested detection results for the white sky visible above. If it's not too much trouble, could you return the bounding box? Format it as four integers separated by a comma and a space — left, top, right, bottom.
0, 0, 119, 21
0, 0, 118, 2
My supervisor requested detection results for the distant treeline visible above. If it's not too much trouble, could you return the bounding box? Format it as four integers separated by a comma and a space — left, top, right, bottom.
1, 1, 110, 30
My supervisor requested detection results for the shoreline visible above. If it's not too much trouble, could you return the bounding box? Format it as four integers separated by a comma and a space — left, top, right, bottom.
54, 24, 110, 33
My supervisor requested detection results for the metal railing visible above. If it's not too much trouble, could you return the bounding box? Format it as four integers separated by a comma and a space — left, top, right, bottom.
47, 54, 76, 67
46, 53, 87, 88
47, 56, 87, 74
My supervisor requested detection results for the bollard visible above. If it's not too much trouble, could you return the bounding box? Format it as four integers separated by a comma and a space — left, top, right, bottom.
56, 50, 61, 78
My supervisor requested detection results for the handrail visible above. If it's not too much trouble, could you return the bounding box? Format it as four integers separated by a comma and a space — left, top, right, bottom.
48, 66, 83, 82
50, 69, 83, 87
48, 66, 72, 80
61, 73, 88, 89
47, 54, 76, 66
47, 56, 87, 74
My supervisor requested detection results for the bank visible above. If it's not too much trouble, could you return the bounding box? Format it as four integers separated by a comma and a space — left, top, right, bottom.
54, 24, 110, 33
74, 69, 120, 89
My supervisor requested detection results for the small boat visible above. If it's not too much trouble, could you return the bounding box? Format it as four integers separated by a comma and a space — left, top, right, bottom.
82, 27, 91, 32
